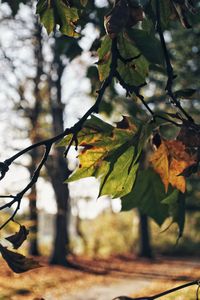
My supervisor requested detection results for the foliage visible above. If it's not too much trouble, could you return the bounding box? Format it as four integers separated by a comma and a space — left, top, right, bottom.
0, 0, 200, 281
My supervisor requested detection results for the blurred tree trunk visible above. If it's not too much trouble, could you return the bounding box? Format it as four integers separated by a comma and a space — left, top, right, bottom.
28, 149, 39, 256
137, 152, 153, 258
27, 21, 43, 256
46, 39, 71, 265
138, 212, 153, 258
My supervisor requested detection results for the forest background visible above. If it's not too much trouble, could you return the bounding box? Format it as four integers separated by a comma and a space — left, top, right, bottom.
0, 0, 200, 299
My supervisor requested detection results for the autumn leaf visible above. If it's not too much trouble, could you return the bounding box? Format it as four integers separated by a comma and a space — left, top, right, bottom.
149, 140, 196, 193
6, 225, 29, 249
0, 244, 41, 273
59, 115, 154, 199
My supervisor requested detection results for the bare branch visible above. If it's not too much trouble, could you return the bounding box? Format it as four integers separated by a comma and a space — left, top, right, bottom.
155, 0, 194, 123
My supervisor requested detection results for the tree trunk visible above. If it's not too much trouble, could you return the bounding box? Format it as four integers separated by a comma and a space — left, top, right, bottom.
138, 211, 153, 258
47, 40, 71, 265
28, 173, 39, 256
28, 20, 43, 256
46, 152, 71, 265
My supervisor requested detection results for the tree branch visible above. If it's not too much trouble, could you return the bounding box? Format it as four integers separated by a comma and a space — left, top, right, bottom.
0, 38, 119, 230
155, 0, 194, 123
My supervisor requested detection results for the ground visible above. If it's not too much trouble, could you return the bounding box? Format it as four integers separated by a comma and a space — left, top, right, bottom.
0, 255, 200, 300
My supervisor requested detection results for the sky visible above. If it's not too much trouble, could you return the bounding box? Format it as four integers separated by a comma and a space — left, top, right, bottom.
0, 0, 122, 217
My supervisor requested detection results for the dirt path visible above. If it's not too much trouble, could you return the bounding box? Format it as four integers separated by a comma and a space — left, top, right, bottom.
59, 278, 151, 300
1, 255, 200, 300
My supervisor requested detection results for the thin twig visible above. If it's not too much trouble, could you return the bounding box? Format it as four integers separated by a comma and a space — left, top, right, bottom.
155, 0, 194, 123
114, 279, 199, 300
153, 280, 199, 299
0, 198, 21, 230
0, 198, 18, 210
115, 70, 180, 126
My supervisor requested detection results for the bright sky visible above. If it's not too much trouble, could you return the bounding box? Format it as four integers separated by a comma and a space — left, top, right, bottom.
0, 1, 122, 217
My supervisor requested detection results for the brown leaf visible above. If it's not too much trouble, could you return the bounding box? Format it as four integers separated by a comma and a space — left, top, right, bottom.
6, 225, 29, 249
116, 116, 137, 132
104, 0, 130, 38
0, 244, 41, 273
127, 5, 144, 27
177, 124, 200, 147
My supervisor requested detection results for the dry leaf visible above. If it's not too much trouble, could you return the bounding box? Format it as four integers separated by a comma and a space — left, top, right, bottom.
0, 244, 41, 273
6, 225, 29, 249
104, 0, 129, 38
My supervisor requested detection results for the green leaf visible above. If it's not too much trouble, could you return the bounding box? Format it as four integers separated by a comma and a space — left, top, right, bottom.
127, 28, 165, 65
40, 8, 54, 34
60, 115, 153, 199
55, 2, 79, 36
99, 147, 139, 198
174, 88, 196, 99
162, 190, 185, 238
97, 36, 112, 81
121, 168, 173, 225
117, 33, 149, 86
36, 0, 80, 36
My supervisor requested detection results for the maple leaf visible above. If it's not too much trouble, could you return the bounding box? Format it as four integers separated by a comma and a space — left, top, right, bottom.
149, 140, 196, 193
59, 116, 154, 199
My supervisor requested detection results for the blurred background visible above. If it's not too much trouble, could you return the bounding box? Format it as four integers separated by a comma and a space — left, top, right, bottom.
0, 0, 200, 299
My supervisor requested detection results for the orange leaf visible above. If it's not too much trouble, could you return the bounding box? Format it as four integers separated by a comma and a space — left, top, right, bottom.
169, 159, 188, 193
149, 142, 169, 192
149, 140, 195, 193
